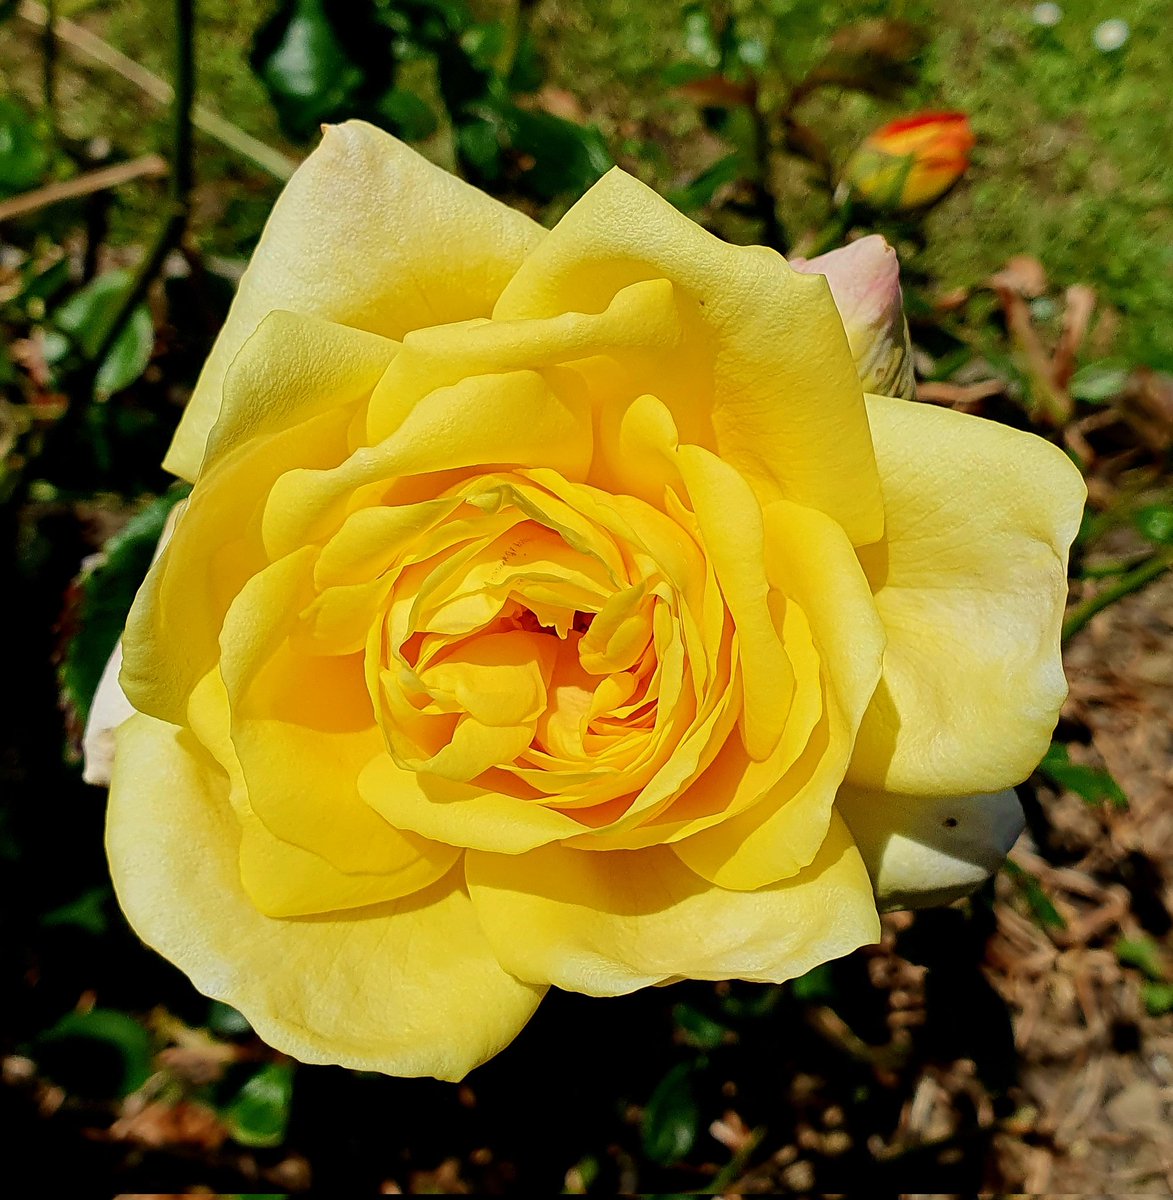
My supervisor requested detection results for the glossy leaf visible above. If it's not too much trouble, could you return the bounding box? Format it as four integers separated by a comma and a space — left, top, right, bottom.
1134, 504, 1173, 546
506, 107, 612, 200
1038, 743, 1128, 810
46, 269, 154, 399
224, 1062, 295, 1148
641, 1062, 701, 1166
38, 1009, 154, 1097
1070, 361, 1129, 404
250, 0, 365, 139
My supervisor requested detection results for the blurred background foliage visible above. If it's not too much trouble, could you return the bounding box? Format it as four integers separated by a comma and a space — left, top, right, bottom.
2, 0, 1172, 1194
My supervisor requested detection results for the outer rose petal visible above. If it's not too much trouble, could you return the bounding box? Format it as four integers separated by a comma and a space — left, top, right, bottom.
107, 714, 544, 1080
837, 783, 1025, 911
790, 236, 915, 400
465, 811, 879, 995
849, 395, 1086, 796
494, 168, 885, 546
165, 121, 545, 481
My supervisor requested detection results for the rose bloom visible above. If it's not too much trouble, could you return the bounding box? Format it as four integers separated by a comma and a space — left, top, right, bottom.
844, 111, 976, 211
87, 122, 1083, 1080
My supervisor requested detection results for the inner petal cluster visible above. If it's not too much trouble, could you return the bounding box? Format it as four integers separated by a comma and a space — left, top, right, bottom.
301, 471, 737, 827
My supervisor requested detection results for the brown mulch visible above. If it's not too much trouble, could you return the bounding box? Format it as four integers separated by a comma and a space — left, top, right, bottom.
990, 569, 1173, 1194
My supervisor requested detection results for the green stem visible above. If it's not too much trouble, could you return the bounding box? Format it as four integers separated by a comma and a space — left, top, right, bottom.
87, 0, 195, 374
42, 0, 58, 142
701, 1126, 766, 1195
1062, 550, 1173, 642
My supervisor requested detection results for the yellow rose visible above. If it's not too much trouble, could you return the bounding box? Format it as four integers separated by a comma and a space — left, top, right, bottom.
92, 122, 1084, 1080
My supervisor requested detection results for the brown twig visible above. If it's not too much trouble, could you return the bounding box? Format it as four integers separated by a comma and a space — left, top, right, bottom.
17, 0, 297, 181
0, 156, 167, 224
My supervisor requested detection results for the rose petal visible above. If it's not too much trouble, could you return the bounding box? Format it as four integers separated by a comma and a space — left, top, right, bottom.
849, 394, 1086, 795
107, 713, 543, 1080
166, 122, 544, 481
495, 168, 884, 545
465, 810, 879, 994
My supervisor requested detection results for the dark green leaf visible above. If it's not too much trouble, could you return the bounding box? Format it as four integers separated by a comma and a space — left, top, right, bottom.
641, 1062, 701, 1166
19, 255, 71, 308
457, 114, 503, 180
1038, 743, 1128, 810
1134, 504, 1173, 546
59, 488, 190, 728
224, 1062, 295, 1148
38, 1009, 153, 1097
460, 21, 508, 72
672, 1003, 729, 1050
791, 962, 837, 1003
377, 88, 438, 140
251, 0, 365, 139
506, 107, 612, 200
41, 887, 111, 935
668, 153, 744, 212
507, 31, 544, 94
0, 97, 50, 194
209, 1001, 253, 1038
1070, 361, 1129, 404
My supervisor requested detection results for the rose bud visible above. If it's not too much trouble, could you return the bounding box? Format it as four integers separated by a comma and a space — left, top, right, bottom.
843, 111, 975, 211
790, 235, 915, 400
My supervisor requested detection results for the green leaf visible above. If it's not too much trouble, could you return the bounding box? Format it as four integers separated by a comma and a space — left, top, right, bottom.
641, 1062, 701, 1166
791, 962, 837, 1003
1038, 743, 1128, 810
1134, 504, 1173, 546
668, 153, 744, 212
507, 31, 544, 94
223, 1062, 295, 1148
672, 1003, 729, 1050
1003, 860, 1067, 931
505, 107, 612, 200
1070, 361, 1129, 404
47, 269, 154, 399
1142, 982, 1173, 1016
59, 487, 190, 728
250, 0, 365, 139
1115, 936, 1166, 982
41, 886, 111, 935
0, 97, 50, 194
38, 1009, 153, 1097
377, 87, 438, 141
456, 114, 503, 180
208, 1001, 253, 1038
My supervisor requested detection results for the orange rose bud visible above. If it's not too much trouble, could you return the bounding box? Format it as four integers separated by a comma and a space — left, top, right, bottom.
844, 111, 975, 211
